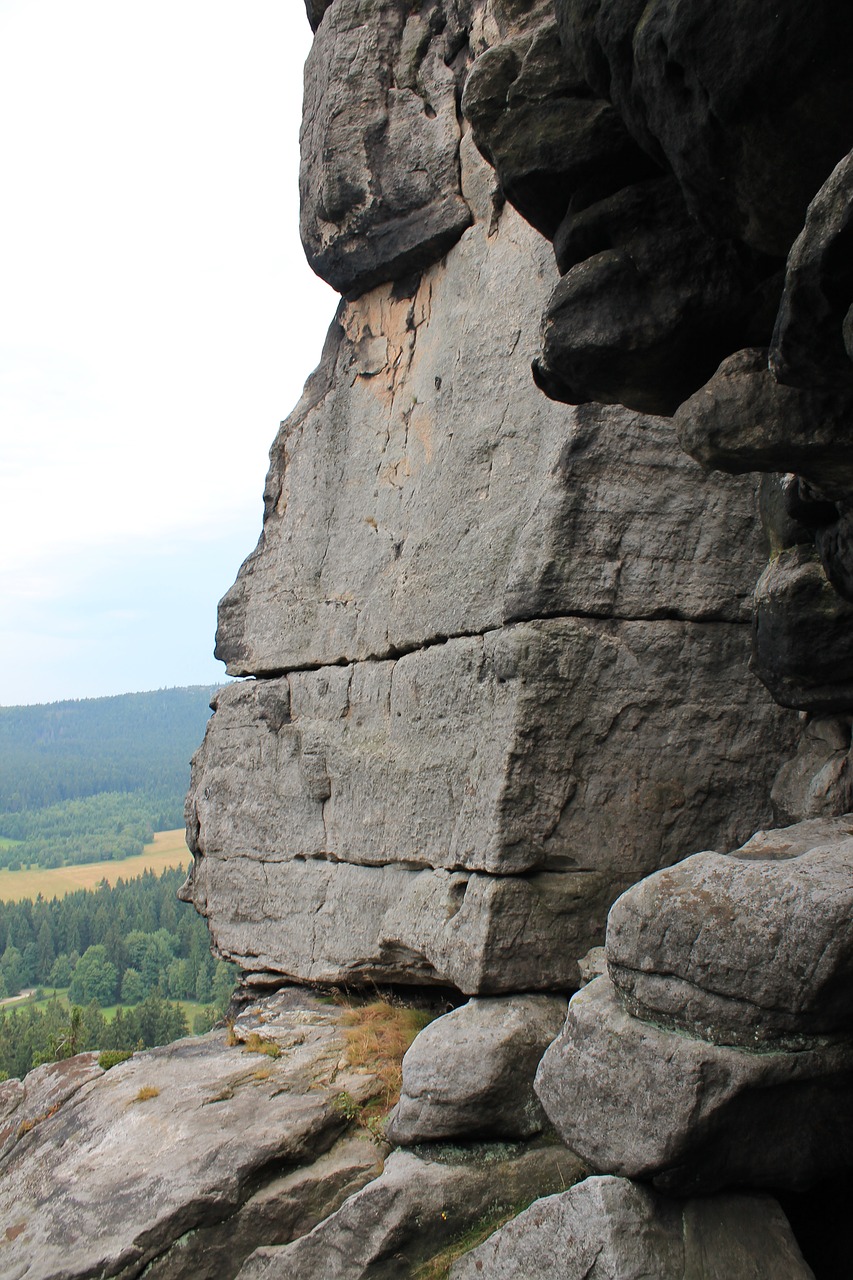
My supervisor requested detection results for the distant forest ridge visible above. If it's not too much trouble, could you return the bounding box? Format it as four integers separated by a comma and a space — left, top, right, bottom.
0, 685, 220, 869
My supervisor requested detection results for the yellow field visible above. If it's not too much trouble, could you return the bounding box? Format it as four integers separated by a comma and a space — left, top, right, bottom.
0, 829, 190, 903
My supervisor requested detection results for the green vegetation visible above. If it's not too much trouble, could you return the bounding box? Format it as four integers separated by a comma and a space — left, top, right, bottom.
0, 866, 237, 1079
0, 686, 217, 868
412, 1205, 526, 1279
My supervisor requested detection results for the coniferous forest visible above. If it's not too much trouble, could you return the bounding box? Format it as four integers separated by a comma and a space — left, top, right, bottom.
0, 686, 218, 868
0, 866, 237, 1079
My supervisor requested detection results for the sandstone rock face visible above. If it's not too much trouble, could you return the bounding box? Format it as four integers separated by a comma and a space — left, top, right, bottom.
187, 136, 797, 994
771, 717, 853, 823
186, 611, 794, 991
449, 1175, 815, 1279
752, 546, 853, 712
556, 1, 853, 259
535, 975, 853, 1195
237, 1143, 585, 1280
385, 995, 566, 1143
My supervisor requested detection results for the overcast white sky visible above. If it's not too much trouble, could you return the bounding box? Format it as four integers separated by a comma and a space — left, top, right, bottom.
0, 0, 337, 705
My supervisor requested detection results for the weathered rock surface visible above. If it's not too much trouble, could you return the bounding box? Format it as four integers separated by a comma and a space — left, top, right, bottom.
533, 177, 774, 416
606, 814, 853, 1044
461, 12, 657, 242
535, 976, 853, 1194
675, 349, 853, 495
185, 614, 795, 990
772, 150, 853, 392
144, 1137, 381, 1280
192, 620, 792, 879
218, 181, 768, 677
299, 0, 471, 296
0, 991, 387, 1280
449, 1175, 814, 1279
184, 846, 614, 993
0, 1053, 103, 1163
555, 0, 853, 258
386, 995, 565, 1143
237, 1143, 586, 1280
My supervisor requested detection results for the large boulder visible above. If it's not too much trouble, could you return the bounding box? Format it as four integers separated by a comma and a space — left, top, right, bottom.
299, 0, 471, 296
606, 814, 853, 1044
386, 995, 566, 1143
535, 976, 853, 1194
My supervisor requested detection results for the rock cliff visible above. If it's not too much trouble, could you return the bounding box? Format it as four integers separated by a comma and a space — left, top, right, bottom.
9, 0, 853, 1276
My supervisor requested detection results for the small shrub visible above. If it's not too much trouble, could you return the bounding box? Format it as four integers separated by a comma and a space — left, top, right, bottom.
98, 1049, 133, 1071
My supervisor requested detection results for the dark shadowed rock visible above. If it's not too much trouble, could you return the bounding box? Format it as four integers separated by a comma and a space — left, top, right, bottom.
299, 0, 472, 296
449, 1175, 814, 1279
535, 976, 853, 1194
674, 349, 853, 495
237, 1143, 586, 1280
557, 0, 853, 257
386, 995, 566, 1143
533, 178, 775, 416
771, 718, 853, 823
461, 13, 657, 241
772, 150, 853, 392
752, 545, 853, 712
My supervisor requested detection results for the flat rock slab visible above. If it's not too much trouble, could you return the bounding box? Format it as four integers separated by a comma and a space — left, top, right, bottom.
0, 991, 383, 1280
449, 1175, 814, 1279
237, 1143, 587, 1280
386, 995, 566, 1143
535, 977, 853, 1194
607, 814, 853, 1043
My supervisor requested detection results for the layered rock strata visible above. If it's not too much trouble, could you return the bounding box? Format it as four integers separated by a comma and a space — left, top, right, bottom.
184, 81, 797, 991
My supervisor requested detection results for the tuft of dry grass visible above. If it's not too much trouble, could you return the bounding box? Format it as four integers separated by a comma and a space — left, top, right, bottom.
242, 1032, 281, 1058
340, 999, 434, 1113
132, 1085, 160, 1103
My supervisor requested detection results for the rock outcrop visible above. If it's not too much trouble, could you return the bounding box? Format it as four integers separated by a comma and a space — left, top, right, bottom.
536, 817, 853, 1197
182, 0, 798, 995
22, 0, 853, 1275
386, 994, 565, 1142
